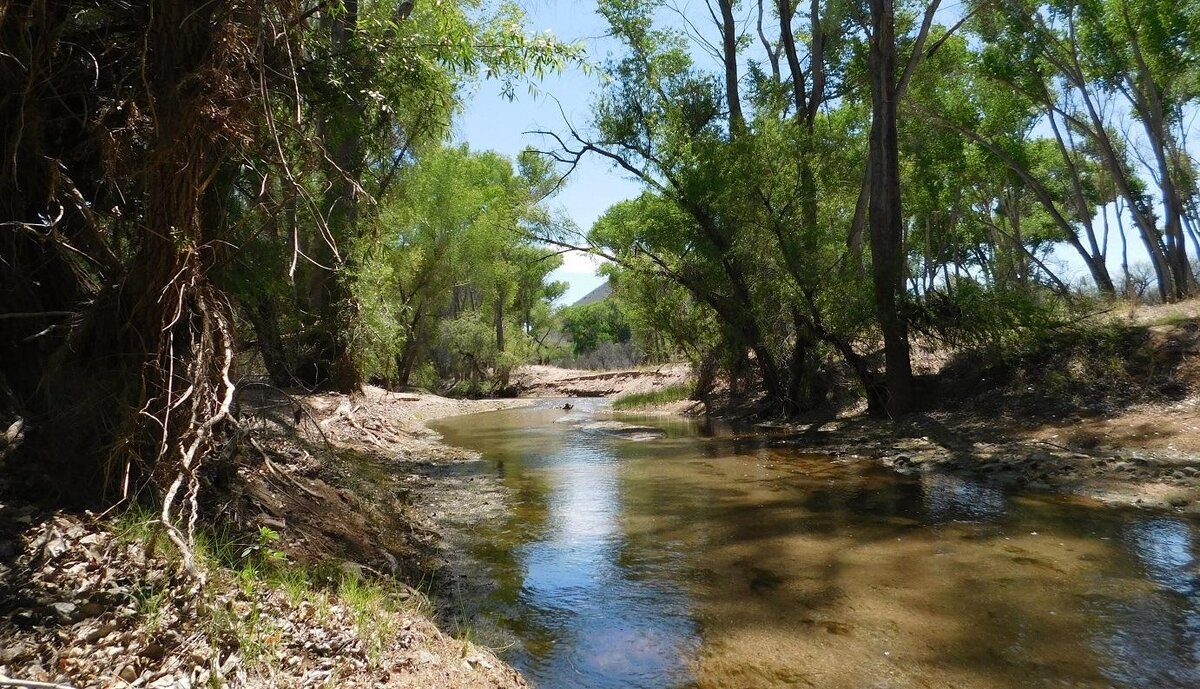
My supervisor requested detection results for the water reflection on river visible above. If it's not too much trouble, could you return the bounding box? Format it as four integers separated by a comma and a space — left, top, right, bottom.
432, 400, 1200, 689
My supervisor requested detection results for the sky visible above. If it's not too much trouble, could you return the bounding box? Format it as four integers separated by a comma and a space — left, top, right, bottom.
454, 3, 636, 305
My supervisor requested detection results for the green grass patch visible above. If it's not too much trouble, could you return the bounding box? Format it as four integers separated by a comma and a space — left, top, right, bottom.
110, 506, 434, 675
612, 383, 693, 410
1151, 313, 1199, 327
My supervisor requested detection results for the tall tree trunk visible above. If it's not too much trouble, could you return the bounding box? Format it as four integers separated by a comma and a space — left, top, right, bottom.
1137, 101, 1191, 299
307, 0, 364, 393
1061, 61, 1174, 301
1125, 22, 1191, 299
1066, 235, 1117, 295
247, 297, 292, 387
1046, 111, 1116, 295
785, 311, 828, 413
867, 0, 914, 417
494, 288, 507, 355
34, 0, 237, 508
779, 0, 807, 116
395, 304, 427, 388
494, 285, 509, 389
1117, 199, 1131, 296
718, 0, 745, 134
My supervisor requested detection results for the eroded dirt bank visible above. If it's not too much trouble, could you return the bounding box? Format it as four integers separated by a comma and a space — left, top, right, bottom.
757, 398, 1200, 514
753, 314, 1200, 514
0, 387, 532, 689
511, 363, 693, 399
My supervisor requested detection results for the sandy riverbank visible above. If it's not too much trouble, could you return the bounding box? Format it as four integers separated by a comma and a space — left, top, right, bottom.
751, 398, 1200, 515
0, 387, 534, 689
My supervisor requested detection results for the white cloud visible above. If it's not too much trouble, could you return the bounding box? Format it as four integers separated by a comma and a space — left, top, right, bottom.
558, 249, 605, 273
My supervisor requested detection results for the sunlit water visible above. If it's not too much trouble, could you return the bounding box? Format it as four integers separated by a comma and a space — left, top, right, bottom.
432, 400, 1200, 689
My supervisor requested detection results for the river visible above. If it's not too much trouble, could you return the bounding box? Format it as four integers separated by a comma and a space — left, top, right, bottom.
431, 399, 1200, 689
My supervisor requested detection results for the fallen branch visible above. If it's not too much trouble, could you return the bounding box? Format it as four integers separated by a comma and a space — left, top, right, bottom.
250, 437, 327, 500
319, 398, 386, 447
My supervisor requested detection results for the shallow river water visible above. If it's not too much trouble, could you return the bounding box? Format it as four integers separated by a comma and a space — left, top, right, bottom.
432, 400, 1200, 689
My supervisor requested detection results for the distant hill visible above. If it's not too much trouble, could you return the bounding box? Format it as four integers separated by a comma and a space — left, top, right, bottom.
571, 281, 612, 307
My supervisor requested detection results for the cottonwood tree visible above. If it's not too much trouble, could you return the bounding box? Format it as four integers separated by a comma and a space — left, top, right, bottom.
975, 0, 1198, 301
0, 0, 579, 545
536, 0, 983, 416
353, 145, 568, 391
1, 0, 305, 568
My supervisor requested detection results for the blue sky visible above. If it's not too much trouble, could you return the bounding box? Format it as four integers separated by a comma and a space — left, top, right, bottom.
455, 3, 637, 305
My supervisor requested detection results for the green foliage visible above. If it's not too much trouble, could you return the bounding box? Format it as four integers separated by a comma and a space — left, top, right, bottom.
576, 0, 884, 411
909, 281, 1073, 351
189, 0, 587, 393
560, 0, 1200, 415
349, 144, 569, 392
438, 311, 499, 385
601, 262, 721, 364
559, 301, 632, 356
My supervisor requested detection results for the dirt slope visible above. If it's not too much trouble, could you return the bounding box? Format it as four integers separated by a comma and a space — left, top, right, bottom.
0, 388, 532, 689
511, 363, 692, 398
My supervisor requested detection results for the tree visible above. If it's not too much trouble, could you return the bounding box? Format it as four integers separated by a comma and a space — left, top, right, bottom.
1077, 0, 1198, 298
560, 301, 633, 356
266, 1, 582, 391
866, 0, 916, 416
354, 144, 568, 390
0, 0, 580, 522
976, 0, 1197, 301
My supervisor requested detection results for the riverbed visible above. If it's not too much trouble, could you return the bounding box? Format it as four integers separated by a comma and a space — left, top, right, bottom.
431, 399, 1200, 689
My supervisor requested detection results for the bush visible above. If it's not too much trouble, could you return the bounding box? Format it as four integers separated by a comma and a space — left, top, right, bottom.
909, 280, 1074, 354
553, 341, 642, 370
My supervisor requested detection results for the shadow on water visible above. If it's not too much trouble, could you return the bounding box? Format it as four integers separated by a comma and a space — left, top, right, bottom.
432, 401, 1200, 689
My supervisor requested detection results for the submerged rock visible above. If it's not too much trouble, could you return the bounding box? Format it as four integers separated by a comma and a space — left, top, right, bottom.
578, 420, 667, 441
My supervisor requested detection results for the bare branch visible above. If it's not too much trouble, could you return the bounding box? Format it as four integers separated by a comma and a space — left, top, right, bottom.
896, 0, 942, 100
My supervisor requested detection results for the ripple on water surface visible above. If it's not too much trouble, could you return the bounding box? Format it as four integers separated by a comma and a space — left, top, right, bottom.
433, 401, 1200, 689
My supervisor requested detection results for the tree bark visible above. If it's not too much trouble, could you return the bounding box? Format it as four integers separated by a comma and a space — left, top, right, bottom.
718, 0, 745, 134
1046, 111, 1116, 295
308, 0, 364, 393
867, 0, 914, 417
33, 0, 237, 504
247, 297, 292, 387
1124, 16, 1191, 299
